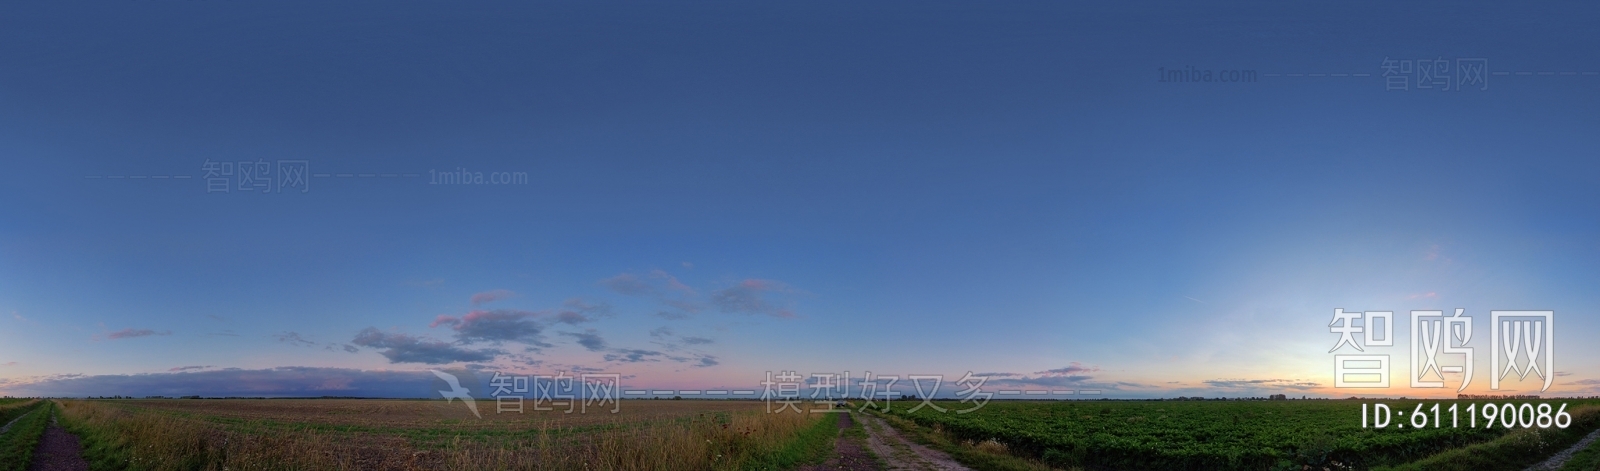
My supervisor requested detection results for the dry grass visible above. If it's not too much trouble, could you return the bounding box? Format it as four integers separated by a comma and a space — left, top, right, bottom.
968, 438, 1009, 455
0, 399, 40, 424
57, 399, 829, 470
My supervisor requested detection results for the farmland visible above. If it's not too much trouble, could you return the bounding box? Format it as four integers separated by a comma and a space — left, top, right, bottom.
869, 399, 1600, 470
51, 398, 836, 470
1, 398, 1596, 470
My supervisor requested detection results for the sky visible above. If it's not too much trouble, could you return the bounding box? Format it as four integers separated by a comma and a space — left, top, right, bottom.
1, 1, 1597, 400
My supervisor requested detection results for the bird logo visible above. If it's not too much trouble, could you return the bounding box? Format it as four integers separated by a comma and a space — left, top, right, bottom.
430, 369, 481, 418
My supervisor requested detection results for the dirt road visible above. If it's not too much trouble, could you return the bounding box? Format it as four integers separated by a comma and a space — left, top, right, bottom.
857, 413, 971, 471
27, 417, 89, 471
803, 413, 884, 471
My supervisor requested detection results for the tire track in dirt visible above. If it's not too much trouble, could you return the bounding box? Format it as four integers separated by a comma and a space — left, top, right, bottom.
0, 408, 33, 436
1525, 425, 1600, 471
858, 414, 970, 471
801, 412, 883, 471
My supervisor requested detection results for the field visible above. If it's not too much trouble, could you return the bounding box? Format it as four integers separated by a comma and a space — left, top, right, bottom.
869, 399, 1600, 470
0, 399, 53, 471
2, 398, 1596, 470
50, 398, 837, 470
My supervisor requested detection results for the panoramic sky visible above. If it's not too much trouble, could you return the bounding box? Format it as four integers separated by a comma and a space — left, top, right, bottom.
2, 1, 1597, 400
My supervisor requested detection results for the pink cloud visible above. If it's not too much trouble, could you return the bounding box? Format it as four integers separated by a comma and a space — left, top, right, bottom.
470, 289, 517, 306
429, 315, 458, 328
1406, 292, 1439, 299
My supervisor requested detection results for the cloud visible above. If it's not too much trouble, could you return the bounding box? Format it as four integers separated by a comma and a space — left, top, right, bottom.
644, 327, 713, 349
655, 311, 690, 320
1562, 379, 1600, 386
553, 298, 610, 325
1036, 363, 1099, 376
107, 328, 172, 340
168, 366, 213, 372
662, 299, 703, 314
650, 270, 695, 295
0, 367, 451, 398
470, 289, 517, 306
561, 329, 607, 352
601, 271, 703, 316
342, 344, 359, 353
275, 332, 317, 346
430, 309, 548, 345
1406, 292, 1438, 299
601, 271, 696, 296
979, 363, 1109, 388
554, 311, 590, 325
603, 349, 662, 363
709, 279, 796, 318
208, 330, 240, 337
1202, 378, 1322, 390
600, 273, 653, 296
991, 375, 1096, 387
1424, 244, 1445, 261
2, 362, 16, 367
405, 278, 446, 288
696, 356, 719, 367
682, 262, 694, 269
350, 328, 501, 364
564, 298, 613, 314
206, 315, 227, 321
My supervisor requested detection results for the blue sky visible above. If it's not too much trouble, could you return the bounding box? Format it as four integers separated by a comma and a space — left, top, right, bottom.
1, 1, 1598, 399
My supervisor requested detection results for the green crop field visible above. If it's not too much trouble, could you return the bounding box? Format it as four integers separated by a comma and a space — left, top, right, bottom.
870, 399, 1600, 471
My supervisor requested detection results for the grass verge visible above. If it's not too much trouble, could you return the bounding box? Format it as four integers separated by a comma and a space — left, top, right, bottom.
746, 412, 837, 470
0, 401, 53, 471
1379, 405, 1600, 471
0, 400, 39, 432
1558, 434, 1600, 471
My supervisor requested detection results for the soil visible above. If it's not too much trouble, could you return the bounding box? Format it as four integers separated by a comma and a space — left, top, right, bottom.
858, 413, 971, 471
27, 419, 89, 471
800, 412, 887, 471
